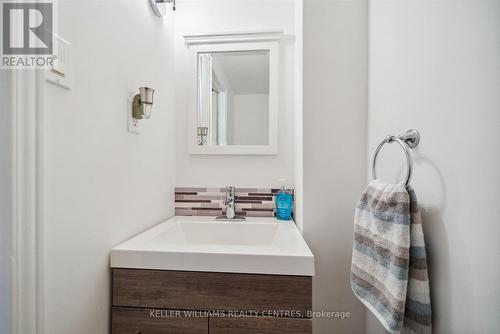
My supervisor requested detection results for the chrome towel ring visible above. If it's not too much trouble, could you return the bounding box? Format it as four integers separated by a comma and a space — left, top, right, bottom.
372, 129, 420, 187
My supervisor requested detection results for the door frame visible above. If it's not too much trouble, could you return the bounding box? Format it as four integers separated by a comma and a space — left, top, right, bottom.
10, 68, 46, 334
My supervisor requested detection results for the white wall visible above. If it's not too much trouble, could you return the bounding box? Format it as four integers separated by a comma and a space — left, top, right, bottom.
0, 70, 12, 334
232, 94, 269, 145
303, 0, 368, 333
174, 0, 297, 188
43, 1, 175, 333
367, 0, 500, 333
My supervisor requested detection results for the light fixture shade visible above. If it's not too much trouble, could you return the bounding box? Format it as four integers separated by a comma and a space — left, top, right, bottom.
139, 87, 154, 104
142, 104, 153, 119
139, 87, 154, 119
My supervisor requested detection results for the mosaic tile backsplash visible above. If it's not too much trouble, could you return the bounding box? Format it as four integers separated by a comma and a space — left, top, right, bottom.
175, 187, 294, 218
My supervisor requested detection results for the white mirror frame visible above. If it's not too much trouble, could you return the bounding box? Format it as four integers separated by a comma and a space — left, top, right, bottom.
185, 31, 282, 155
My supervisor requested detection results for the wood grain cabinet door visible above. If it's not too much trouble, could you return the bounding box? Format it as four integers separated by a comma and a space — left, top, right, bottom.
112, 307, 208, 334
209, 317, 312, 334
113, 269, 312, 314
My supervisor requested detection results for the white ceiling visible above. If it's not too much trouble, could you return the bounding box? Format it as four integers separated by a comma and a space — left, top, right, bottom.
211, 51, 270, 95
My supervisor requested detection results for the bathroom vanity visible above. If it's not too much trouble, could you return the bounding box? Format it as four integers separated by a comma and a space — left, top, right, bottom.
110, 216, 314, 334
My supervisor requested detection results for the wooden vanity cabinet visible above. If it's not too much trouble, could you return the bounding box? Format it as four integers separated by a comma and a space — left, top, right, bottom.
111, 268, 312, 334
112, 307, 207, 334
209, 317, 312, 334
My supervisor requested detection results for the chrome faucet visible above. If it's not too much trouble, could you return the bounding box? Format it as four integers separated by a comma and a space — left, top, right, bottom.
216, 186, 245, 221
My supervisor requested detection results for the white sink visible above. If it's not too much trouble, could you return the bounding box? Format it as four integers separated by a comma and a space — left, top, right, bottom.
110, 216, 314, 276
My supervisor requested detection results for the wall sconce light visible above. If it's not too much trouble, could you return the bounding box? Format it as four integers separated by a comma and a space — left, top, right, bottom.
132, 87, 155, 120
150, 0, 175, 17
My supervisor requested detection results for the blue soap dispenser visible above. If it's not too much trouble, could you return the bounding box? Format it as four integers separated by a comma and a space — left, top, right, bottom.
275, 180, 293, 221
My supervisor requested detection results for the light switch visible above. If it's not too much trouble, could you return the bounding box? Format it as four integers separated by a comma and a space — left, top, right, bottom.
46, 34, 72, 90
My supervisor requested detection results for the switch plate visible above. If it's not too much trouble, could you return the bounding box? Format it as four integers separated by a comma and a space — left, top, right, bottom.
46, 34, 72, 90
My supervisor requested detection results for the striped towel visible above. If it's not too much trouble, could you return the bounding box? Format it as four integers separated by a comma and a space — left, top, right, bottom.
351, 180, 432, 333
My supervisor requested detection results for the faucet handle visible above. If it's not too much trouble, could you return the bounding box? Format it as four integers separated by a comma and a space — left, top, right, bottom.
226, 186, 235, 196
224, 186, 236, 207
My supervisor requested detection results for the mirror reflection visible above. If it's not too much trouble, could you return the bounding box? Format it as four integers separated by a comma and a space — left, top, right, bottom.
197, 50, 270, 146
